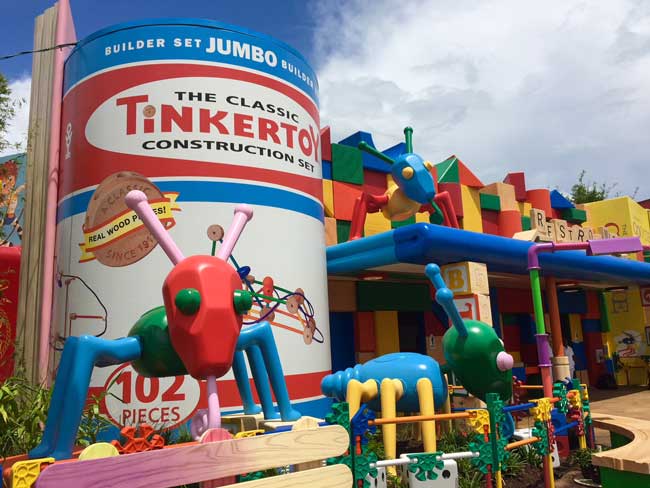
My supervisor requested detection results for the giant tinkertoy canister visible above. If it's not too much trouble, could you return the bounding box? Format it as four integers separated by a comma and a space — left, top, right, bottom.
54, 18, 329, 427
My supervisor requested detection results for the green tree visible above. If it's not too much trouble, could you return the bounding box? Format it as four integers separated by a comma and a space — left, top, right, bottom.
0, 72, 17, 153
570, 170, 616, 204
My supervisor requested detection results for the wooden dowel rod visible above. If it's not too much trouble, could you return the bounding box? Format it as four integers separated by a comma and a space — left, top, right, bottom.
505, 437, 540, 451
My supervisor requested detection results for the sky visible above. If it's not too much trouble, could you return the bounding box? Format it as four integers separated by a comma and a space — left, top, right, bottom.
2, 0, 650, 198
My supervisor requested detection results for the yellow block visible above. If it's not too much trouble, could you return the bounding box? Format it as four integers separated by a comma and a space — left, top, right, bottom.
323, 179, 335, 218
364, 211, 391, 237
585, 196, 650, 245
440, 261, 489, 294
510, 350, 522, 362
460, 185, 483, 233
569, 314, 583, 342
374, 310, 400, 356
518, 201, 532, 217
415, 211, 430, 223
604, 286, 648, 357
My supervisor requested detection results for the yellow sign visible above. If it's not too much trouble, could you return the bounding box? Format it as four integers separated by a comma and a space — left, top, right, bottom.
79, 193, 180, 262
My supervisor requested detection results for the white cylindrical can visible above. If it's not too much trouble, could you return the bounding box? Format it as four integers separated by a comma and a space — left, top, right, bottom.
55, 18, 329, 430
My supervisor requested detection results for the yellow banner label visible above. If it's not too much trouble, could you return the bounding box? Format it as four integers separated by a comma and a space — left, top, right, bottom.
79, 193, 180, 263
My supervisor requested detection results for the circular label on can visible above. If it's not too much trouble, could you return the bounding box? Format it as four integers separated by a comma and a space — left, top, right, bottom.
82, 171, 177, 266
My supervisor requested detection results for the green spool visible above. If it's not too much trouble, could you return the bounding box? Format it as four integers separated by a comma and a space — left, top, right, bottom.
128, 306, 187, 377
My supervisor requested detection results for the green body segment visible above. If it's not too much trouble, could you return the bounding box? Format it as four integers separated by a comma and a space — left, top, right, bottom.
128, 306, 187, 378
442, 319, 512, 401
529, 269, 546, 335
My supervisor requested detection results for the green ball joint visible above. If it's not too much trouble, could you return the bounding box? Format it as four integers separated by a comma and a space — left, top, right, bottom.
128, 306, 187, 377
175, 288, 201, 315
233, 289, 253, 314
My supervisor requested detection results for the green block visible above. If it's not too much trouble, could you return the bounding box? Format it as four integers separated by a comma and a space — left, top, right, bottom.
391, 215, 416, 229
521, 215, 531, 231
435, 156, 459, 183
479, 193, 501, 211
561, 207, 587, 223
600, 467, 650, 488
501, 313, 518, 326
331, 144, 364, 185
336, 220, 352, 243
357, 281, 432, 311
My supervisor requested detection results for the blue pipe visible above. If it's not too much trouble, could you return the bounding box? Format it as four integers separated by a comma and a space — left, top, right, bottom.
327, 223, 650, 284
502, 402, 537, 413
554, 420, 579, 435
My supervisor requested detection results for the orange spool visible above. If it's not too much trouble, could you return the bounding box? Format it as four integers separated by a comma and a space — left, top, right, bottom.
526, 189, 552, 215
498, 210, 523, 238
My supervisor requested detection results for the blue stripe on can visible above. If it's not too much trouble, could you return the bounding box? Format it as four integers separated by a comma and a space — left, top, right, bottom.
57, 180, 324, 223
64, 20, 319, 103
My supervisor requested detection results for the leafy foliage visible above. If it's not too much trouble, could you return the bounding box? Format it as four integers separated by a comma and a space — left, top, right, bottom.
0, 374, 51, 459
0, 73, 16, 153
570, 170, 616, 204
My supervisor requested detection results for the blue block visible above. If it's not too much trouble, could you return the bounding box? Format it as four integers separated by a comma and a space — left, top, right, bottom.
582, 318, 601, 333
550, 189, 575, 210
571, 341, 588, 370
512, 366, 526, 382
605, 358, 615, 374
329, 312, 356, 372
322, 160, 332, 180
558, 290, 587, 314
552, 408, 568, 429
518, 314, 536, 344
490, 287, 502, 338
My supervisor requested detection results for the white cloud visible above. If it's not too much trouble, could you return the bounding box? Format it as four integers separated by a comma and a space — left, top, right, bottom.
314, 0, 650, 197
1, 76, 30, 156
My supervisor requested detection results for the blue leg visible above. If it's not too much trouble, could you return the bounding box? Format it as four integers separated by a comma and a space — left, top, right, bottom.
246, 344, 278, 419
29, 336, 142, 460
232, 349, 262, 415
237, 322, 301, 421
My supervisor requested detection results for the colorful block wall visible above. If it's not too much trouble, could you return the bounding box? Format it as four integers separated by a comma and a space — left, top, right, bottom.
321, 127, 594, 245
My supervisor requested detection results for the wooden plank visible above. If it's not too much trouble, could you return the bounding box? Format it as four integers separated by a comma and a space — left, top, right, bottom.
223, 465, 352, 488
36, 425, 349, 488
18, 5, 58, 383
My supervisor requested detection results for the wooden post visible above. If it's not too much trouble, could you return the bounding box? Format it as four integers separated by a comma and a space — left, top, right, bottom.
16, 4, 58, 384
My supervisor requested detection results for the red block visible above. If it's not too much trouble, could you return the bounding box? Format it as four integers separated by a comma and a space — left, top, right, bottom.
0, 246, 19, 381
503, 172, 527, 201
556, 435, 570, 458
332, 181, 363, 221
583, 331, 606, 382
355, 312, 375, 353
321, 126, 332, 162
424, 311, 447, 336
363, 170, 388, 196
498, 210, 523, 238
520, 343, 539, 365
498, 288, 534, 314
584, 291, 601, 319
481, 209, 500, 235
438, 182, 463, 218
501, 324, 521, 352
526, 189, 552, 215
